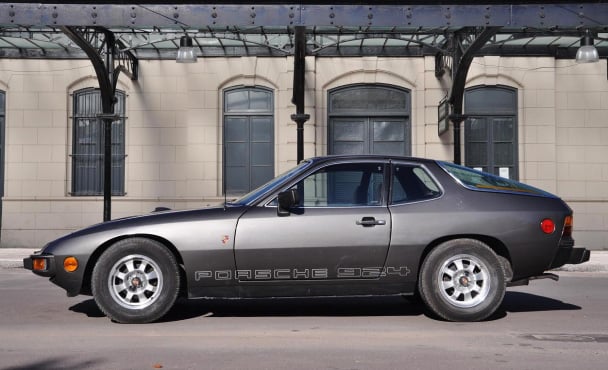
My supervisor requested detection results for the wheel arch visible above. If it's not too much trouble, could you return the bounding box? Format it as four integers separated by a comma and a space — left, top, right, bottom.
80, 234, 186, 296
418, 234, 513, 282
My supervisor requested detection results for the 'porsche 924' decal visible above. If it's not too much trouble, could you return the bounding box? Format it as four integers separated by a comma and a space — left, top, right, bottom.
195, 266, 411, 281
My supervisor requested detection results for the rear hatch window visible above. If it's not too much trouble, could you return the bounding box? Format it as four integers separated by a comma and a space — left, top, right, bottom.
438, 161, 556, 198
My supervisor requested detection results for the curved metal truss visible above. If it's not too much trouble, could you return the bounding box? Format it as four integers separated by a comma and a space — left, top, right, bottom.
2, 25, 607, 59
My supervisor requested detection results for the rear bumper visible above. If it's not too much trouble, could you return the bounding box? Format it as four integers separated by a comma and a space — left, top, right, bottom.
549, 246, 590, 269
508, 247, 591, 287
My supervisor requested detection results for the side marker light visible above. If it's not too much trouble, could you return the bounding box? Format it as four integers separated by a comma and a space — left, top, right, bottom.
63, 257, 79, 272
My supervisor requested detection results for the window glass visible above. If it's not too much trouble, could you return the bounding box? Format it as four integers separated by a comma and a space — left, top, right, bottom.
330, 86, 408, 113
439, 161, 554, 198
291, 163, 384, 207
225, 88, 272, 112
391, 165, 440, 204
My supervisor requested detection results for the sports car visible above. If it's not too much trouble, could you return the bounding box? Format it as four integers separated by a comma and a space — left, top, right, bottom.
24, 155, 590, 323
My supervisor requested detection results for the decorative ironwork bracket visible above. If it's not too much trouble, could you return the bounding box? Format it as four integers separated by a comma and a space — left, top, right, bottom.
60, 26, 138, 222
435, 27, 501, 164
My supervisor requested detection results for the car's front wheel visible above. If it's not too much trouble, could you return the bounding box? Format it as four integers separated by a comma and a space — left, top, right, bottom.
418, 239, 506, 322
91, 238, 180, 324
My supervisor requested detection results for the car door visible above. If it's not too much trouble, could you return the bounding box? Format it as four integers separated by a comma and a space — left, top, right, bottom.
234, 161, 391, 282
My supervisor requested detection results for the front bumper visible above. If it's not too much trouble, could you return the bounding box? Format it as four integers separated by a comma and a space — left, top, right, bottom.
23, 253, 56, 277
23, 253, 83, 297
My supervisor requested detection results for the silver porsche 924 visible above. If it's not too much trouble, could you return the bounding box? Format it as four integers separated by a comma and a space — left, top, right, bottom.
24, 155, 590, 323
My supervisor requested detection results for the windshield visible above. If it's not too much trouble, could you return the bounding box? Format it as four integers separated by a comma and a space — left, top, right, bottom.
230, 160, 313, 205
438, 161, 556, 198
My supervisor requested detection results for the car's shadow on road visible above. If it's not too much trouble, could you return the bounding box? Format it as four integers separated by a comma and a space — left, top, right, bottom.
69, 291, 581, 323
489, 291, 581, 320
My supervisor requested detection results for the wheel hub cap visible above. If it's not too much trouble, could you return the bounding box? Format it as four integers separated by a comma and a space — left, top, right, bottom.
438, 254, 491, 308
128, 273, 145, 290
458, 275, 470, 287
108, 254, 163, 309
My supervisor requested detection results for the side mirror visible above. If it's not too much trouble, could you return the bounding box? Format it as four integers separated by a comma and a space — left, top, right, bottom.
277, 188, 299, 217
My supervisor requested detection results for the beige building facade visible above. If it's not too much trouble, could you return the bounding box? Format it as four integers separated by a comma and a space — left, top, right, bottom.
0, 55, 607, 249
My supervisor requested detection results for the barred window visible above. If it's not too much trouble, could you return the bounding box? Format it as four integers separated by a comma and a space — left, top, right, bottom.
72, 88, 126, 196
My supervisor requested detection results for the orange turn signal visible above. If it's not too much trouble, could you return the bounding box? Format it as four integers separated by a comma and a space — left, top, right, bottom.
63, 257, 79, 273
32, 258, 47, 272
563, 215, 573, 237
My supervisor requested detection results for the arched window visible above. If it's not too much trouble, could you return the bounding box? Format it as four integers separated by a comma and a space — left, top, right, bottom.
223, 86, 274, 195
464, 86, 518, 179
328, 84, 411, 156
71, 88, 126, 196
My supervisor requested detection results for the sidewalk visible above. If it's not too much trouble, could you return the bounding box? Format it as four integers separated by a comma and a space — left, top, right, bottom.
1, 248, 607, 272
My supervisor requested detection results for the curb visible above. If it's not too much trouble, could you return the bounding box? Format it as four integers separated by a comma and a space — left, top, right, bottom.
1, 249, 608, 272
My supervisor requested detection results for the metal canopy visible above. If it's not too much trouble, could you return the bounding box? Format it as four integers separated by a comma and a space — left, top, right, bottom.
1, 3, 608, 59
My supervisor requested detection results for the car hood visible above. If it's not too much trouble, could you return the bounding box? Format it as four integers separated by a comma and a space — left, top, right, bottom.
42, 204, 246, 254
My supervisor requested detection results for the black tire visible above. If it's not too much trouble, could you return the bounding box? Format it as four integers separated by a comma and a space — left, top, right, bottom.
418, 239, 506, 322
91, 238, 180, 324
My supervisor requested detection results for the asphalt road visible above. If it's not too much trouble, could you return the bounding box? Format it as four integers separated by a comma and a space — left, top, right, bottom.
1, 267, 607, 370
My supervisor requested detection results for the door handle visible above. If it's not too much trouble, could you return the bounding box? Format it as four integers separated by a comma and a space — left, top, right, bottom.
356, 217, 386, 227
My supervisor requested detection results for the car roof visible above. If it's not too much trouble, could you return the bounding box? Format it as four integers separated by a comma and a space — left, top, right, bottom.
306, 155, 439, 166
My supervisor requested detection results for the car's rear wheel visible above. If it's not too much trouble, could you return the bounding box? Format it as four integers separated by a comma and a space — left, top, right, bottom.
91, 238, 180, 324
418, 239, 506, 322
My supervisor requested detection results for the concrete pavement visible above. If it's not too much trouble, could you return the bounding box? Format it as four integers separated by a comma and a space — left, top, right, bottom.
1, 248, 607, 272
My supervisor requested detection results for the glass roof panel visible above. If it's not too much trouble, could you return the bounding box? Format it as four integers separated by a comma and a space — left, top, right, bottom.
0, 25, 606, 59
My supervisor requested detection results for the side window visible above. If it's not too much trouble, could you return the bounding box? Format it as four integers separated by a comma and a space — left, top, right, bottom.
291, 163, 384, 207
391, 165, 440, 204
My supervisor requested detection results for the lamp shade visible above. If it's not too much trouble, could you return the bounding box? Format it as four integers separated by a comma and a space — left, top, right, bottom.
576, 32, 599, 64
176, 35, 197, 63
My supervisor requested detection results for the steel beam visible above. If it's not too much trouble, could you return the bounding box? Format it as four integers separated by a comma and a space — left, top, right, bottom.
2, 4, 607, 28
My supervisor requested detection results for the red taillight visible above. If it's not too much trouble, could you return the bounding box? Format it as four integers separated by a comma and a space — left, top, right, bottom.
540, 218, 556, 234
563, 215, 573, 237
